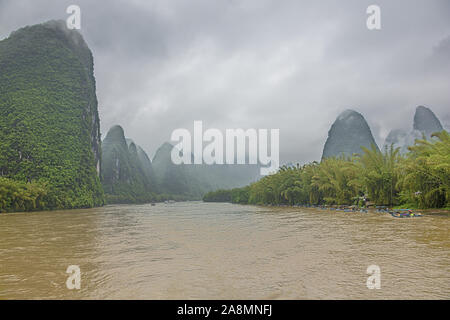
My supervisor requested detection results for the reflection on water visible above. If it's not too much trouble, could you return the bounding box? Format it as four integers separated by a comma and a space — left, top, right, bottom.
0, 202, 449, 299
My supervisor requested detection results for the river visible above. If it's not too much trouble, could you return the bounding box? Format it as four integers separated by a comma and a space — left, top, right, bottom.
0, 202, 449, 299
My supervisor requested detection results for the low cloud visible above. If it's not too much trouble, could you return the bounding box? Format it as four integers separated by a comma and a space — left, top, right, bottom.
1, 0, 449, 163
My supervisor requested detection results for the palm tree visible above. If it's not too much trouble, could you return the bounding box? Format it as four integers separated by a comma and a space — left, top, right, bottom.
398, 131, 449, 208
356, 144, 400, 206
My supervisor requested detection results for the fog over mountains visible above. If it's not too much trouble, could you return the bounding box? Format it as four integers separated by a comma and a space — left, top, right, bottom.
322, 106, 446, 159
102, 125, 260, 202
1, 0, 449, 164
383, 106, 444, 154
0, 16, 448, 210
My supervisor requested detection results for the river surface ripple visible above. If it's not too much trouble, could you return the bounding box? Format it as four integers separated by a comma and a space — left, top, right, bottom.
0, 202, 449, 299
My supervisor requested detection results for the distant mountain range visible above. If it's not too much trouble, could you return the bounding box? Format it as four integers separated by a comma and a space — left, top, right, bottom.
101, 125, 260, 203
322, 106, 446, 159
101, 125, 157, 203
0, 20, 447, 211
383, 106, 444, 153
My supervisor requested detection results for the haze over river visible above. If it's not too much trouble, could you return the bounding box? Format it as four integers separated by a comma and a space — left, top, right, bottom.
0, 202, 449, 299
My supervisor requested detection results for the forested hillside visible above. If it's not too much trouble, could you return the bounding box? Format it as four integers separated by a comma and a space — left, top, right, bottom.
0, 20, 103, 212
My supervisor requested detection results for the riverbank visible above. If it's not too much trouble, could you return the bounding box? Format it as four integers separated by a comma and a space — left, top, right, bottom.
270, 204, 450, 216
206, 201, 450, 216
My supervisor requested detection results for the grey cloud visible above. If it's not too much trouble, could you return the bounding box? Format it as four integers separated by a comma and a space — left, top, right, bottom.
0, 0, 449, 164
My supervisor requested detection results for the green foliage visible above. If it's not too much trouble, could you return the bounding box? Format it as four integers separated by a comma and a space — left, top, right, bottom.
312, 157, 359, 205
397, 131, 450, 208
0, 177, 48, 212
231, 186, 250, 204
0, 21, 104, 211
203, 186, 250, 204
104, 192, 197, 204
355, 144, 401, 206
203, 189, 232, 202
206, 133, 449, 209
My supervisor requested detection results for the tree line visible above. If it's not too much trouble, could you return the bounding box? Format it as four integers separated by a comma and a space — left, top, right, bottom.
203, 131, 450, 209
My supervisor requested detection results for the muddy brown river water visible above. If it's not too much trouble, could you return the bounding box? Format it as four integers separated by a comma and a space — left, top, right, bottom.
0, 202, 449, 299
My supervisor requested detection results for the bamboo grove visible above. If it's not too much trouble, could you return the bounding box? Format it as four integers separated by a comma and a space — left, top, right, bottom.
204, 131, 450, 209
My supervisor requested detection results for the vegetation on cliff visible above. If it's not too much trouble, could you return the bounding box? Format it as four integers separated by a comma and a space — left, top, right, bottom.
101, 126, 260, 204
101, 125, 158, 203
2, 22, 447, 212
0, 21, 104, 212
322, 109, 379, 159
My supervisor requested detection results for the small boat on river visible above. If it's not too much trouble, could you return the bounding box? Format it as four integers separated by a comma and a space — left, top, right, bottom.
390, 209, 422, 218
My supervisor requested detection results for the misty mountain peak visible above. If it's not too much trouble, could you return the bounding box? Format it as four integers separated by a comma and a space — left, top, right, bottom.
413, 105, 443, 136
337, 109, 362, 122
383, 105, 445, 153
321, 109, 379, 159
104, 125, 126, 143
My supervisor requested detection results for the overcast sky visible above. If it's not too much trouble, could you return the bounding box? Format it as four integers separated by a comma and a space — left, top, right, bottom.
1, 0, 449, 164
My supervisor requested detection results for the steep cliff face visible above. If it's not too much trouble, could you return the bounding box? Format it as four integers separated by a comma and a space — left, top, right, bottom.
383, 106, 445, 153
102, 125, 129, 189
151, 142, 260, 197
136, 145, 157, 188
0, 20, 103, 209
322, 109, 379, 159
101, 125, 156, 203
151, 142, 203, 196
413, 106, 444, 137
102, 128, 259, 203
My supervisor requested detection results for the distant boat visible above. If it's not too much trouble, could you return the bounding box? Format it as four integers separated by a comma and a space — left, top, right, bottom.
390, 209, 422, 218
